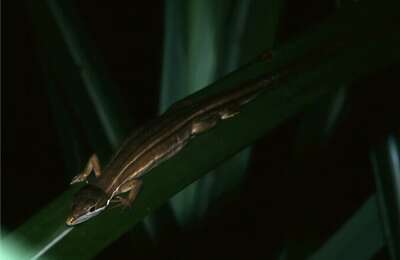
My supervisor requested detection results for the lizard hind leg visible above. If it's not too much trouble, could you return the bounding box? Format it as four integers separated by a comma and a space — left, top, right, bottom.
191, 105, 243, 136
70, 154, 102, 184
219, 91, 263, 120
191, 114, 220, 135
219, 104, 241, 120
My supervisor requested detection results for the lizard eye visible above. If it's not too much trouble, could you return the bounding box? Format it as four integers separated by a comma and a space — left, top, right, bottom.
89, 206, 96, 212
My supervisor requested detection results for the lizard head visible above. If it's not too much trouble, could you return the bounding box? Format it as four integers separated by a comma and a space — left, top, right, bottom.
66, 185, 110, 226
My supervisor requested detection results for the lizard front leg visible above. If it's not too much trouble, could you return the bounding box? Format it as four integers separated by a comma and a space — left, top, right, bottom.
191, 105, 242, 135
70, 154, 102, 184
112, 179, 143, 209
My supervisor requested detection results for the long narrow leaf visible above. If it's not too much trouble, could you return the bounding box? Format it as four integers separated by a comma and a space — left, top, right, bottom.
162, 0, 283, 225
371, 133, 400, 260
206, 0, 283, 214
27, 0, 154, 255
309, 195, 384, 260
29, 0, 130, 161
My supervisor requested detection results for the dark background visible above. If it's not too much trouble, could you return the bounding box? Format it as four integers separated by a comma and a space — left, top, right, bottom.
2, 0, 396, 258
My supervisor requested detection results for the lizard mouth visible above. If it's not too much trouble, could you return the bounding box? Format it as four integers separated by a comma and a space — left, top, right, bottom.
65, 216, 78, 226
65, 206, 106, 226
